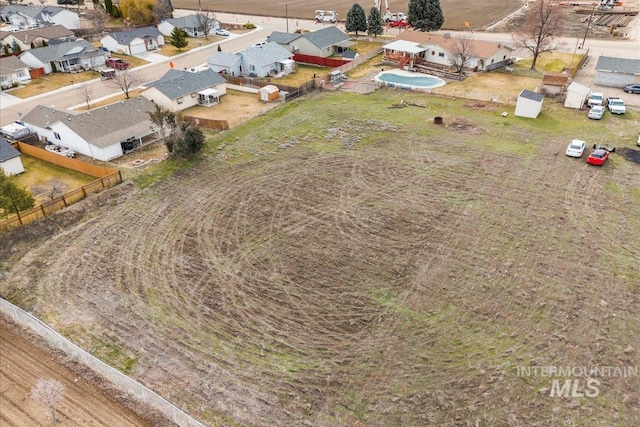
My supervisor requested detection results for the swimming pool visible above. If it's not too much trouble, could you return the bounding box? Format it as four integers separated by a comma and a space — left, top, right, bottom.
374, 69, 446, 91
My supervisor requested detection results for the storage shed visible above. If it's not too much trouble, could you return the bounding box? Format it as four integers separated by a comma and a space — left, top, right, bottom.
0, 136, 25, 175
564, 82, 590, 109
515, 89, 545, 119
258, 85, 280, 102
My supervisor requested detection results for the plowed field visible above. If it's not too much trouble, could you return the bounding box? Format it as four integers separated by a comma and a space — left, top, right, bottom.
2, 90, 639, 426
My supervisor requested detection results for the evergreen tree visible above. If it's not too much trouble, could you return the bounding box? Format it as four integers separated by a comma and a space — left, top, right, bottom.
168, 27, 188, 51
104, 0, 114, 16
346, 3, 367, 35
0, 174, 35, 218
367, 7, 384, 37
408, 0, 444, 32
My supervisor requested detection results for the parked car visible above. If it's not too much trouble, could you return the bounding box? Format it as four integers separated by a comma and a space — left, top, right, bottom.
587, 148, 609, 166
389, 20, 409, 28
587, 91, 605, 107
566, 139, 587, 158
606, 97, 626, 114
623, 84, 640, 94
105, 58, 129, 70
587, 105, 605, 120
215, 28, 229, 36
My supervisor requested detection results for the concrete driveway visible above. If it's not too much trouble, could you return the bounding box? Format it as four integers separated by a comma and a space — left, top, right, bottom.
133, 51, 170, 64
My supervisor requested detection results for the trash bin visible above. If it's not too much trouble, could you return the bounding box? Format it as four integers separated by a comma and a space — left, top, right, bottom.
434, 116, 443, 124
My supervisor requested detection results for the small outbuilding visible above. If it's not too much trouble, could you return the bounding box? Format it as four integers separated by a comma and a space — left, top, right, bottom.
0, 136, 25, 175
258, 85, 279, 102
564, 82, 590, 109
515, 89, 545, 119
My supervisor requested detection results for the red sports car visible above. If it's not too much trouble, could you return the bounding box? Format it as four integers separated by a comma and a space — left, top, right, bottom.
389, 20, 408, 28
586, 148, 609, 166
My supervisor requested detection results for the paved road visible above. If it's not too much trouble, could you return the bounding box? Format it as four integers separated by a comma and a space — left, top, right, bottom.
1, 10, 639, 126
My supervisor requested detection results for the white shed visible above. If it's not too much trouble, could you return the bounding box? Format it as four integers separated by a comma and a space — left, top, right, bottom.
515, 89, 545, 119
258, 85, 279, 102
564, 82, 590, 109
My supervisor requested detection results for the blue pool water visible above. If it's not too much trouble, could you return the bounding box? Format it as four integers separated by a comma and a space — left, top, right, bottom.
375, 70, 445, 90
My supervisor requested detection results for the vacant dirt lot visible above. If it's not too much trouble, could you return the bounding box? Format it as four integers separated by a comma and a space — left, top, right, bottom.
2, 89, 638, 426
0, 319, 159, 427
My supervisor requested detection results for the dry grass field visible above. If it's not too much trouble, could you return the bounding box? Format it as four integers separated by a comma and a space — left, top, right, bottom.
2, 89, 639, 426
173, 0, 523, 30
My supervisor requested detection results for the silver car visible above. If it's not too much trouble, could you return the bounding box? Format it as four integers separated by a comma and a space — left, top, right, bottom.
588, 105, 605, 120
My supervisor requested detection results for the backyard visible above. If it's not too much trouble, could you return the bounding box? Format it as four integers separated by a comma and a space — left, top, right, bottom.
2, 88, 638, 426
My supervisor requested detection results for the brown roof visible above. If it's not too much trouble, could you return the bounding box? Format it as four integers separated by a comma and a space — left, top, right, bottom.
0, 25, 73, 45
396, 30, 512, 59
542, 73, 569, 87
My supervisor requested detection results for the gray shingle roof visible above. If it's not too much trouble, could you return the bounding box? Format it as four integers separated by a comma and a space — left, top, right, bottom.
519, 89, 545, 102
146, 68, 226, 100
0, 136, 21, 162
595, 56, 640, 75
206, 51, 241, 68
0, 56, 29, 77
267, 31, 303, 45
22, 97, 158, 149
242, 42, 293, 67
163, 14, 217, 30
20, 39, 100, 63
0, 5, 68, 20
106, 26, 162, 45
303, 26, 349, 50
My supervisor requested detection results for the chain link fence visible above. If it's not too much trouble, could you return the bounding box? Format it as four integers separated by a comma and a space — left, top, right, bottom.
1, 298, 206, 427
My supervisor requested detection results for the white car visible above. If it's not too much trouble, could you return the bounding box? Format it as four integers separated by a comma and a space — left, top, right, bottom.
587, 105, 605, 120
215, 28, 229, 36
587, 92, 604, 107
566, 139, 587, 158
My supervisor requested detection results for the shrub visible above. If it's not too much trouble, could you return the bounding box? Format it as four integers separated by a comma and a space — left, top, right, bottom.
243, 22, 256, 29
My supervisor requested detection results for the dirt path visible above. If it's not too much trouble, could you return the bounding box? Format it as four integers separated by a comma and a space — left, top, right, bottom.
0, 319, 158, 427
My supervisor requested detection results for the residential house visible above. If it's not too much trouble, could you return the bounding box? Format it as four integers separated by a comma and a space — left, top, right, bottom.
515, 90, 544, 119
101, 27, 164, 55
0, 136, 25, 175
267, 26, 355, 58
0, 56, 31, 89
594, 56, 640, 87
383, 30, 512, 72
0, 25, 74, 53
541, 73, 569, 95
142, 68, 227, 112
21, 97, 160, 162
0, 5, 80, 30
19, 39, 107, 74
564, 82, 590, 109
207, 42, 294, 78
158, 14, 219, 38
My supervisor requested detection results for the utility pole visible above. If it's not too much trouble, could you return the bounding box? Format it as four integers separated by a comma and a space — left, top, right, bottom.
286, 3, 289, 33
581, 2, 596, 49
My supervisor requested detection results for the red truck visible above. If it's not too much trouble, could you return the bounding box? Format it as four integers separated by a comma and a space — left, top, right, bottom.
105, 58, 129, 70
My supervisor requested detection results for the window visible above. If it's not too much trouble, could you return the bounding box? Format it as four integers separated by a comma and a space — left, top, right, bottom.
54, 132, 61, 140
250, 65, 255, 71
177, 97, 184, 104
438, 52, 445, 58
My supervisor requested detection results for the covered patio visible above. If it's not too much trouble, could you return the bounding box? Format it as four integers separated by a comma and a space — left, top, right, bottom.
198, 88, 220, 107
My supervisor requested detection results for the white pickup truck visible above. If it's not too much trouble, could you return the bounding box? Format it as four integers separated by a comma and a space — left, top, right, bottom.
587, 91, 604, 107
606, 97, 626, 115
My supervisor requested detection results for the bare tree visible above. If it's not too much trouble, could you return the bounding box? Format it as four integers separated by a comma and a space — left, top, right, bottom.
152, 0, 173, 25
31, 378, 65, 423
512, 0, 563, 70
110, 69, 141, 99
195, 10, 216, 40
77, 83, 93, 110
449, 35, 474, 76
85, 6, 109, 34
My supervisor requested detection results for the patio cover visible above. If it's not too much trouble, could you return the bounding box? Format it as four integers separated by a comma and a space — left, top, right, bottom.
198, 88, 218, 96
334, 40, 357, 48
382, 40, 426, 54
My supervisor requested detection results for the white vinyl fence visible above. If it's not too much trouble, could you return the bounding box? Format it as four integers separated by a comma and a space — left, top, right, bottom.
1, 298, 206, 427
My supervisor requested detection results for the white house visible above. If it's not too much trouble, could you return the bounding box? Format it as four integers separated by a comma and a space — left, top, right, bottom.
21, 97, 160, 162
19, 39, 106, 74
564, 82, 590, 109
386, 30, 513, 72
0, 137, 25, 175
0, 5, 79, 30
267, 26, 354, 58
0, 56, 31, 89
101, 27, 164, 55
158, 14, 219, 37
142, 68, 228, 112
515, 89, 545, 119
207, 42, 294, 78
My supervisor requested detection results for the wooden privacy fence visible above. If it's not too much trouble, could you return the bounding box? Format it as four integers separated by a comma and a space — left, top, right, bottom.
1, 143, 123, 232
293, 53, 349, 68
183, 116, 229, 131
